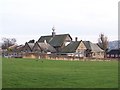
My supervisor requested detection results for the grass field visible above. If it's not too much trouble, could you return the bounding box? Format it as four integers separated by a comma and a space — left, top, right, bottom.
2, 58, 118, 88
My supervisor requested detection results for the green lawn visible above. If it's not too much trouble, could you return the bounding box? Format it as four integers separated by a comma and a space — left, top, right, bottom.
2, 58, 118, 88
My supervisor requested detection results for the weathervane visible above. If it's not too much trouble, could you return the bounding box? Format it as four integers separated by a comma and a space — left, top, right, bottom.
52, 25, 55, 31
52, 25, 56, 36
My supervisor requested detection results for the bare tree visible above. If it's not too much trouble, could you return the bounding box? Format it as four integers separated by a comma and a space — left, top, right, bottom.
98, 33, 108, 58
1, 38, 17, 49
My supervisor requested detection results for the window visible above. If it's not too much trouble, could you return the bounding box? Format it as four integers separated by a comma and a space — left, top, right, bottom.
115, 54, 118, 57
77, 49, 80, 52
111, 54, 114, 57
25, 49, 28, 52
93, 53, 95, 56
97, 52, 100, 55
107, 54, 109, 57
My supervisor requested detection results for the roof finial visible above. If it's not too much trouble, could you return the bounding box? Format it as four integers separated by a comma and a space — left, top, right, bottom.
52, 25, 55, 31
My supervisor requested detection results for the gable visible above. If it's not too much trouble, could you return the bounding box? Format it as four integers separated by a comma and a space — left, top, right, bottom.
28, 43, 35, 50
64, 35, 72, 46
23, 43, 32, 52
76, 41, 87, 52
23, 43, 35, 52
32, 43, 41, 52
65, 35, 72, 41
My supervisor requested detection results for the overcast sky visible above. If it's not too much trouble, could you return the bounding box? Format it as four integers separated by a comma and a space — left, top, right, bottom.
0, 0, 119, 45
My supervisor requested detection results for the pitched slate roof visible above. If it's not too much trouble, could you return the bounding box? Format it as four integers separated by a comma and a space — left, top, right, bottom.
38, 36, 53, 43
83, 41, 104, 52
7, 44, 24, 52
83, 41, 91, 50
107, 49, 120, 55
92, 44, 104, 52
23, 42, 35, 51
61, 41, 104, 53
8, 45, 17, 50
16, 45, 24, 52
8, 45, 18, 52
37, 42, 56, 53
38, 34, 72, 47
61, 41, 81, 53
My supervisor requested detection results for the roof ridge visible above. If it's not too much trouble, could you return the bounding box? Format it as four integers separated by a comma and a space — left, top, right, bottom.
40, 33, 70, 37
87, 41, 92, 50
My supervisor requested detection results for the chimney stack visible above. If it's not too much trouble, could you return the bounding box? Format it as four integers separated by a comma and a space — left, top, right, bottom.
75, 37, 78, 41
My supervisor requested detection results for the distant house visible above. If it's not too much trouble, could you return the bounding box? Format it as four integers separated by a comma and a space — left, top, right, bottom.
16, 45, 24, 52
61, 40, 104, 58
2, 44, 24, 58
38, 31, 72, 52
32, 41, 56, 54
38, 27, 72, 52
83, 41, 104, 58
107, 49, 120, 58
6, 45, 18, 58
23, 41, 56, 59
22, 42, 35, 58
2, 27, 107, 60
2, 49, 8, 57
15, 45, 24, 58
22, 42, 35, 53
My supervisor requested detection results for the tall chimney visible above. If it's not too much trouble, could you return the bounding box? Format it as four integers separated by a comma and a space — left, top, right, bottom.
52, 26, 56, 37
75, 37, 78, 41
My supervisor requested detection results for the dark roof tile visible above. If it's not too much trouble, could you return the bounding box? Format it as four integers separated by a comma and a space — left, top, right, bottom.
61, 41, 81, 53
37, 42, 56, 52
61, 41, 104, 53
38, 34, 72, 47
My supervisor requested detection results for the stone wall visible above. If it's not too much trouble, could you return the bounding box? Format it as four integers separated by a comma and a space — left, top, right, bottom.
23, 53, 106, 61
